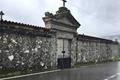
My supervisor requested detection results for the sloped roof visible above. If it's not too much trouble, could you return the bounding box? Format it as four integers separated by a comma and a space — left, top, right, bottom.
78, 34, 119, 44
0, 20, 54, 37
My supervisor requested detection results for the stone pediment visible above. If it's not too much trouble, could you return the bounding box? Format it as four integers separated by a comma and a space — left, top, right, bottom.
43, 7, 81, 29
54, 7, 81, 28
54, 17, 73, 26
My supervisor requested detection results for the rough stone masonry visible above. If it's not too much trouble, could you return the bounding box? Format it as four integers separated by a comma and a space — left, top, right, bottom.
0, 7, 119, 71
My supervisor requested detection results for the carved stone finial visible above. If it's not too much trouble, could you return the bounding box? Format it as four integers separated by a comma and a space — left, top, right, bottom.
0, 11, 4, 21
56, 7, 70, 14
45, 12, 53, 17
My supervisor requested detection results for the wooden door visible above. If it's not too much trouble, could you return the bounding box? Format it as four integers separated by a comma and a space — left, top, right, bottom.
57, 39, 71, 58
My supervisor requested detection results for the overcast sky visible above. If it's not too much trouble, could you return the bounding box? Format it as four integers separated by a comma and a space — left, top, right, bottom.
0, 0, 120, 37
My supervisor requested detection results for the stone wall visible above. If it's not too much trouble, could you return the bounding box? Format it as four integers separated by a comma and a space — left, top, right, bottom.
0, 21, 120, 71
0, 21, 56, 71
76, 37, 119, 63
0, 32, 119, 70
110, 43, 120, 59
0, 33, 52, 70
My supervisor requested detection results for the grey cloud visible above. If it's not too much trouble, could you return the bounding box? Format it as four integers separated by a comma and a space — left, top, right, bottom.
70, 0, 120, 36
0, 0, 120, 37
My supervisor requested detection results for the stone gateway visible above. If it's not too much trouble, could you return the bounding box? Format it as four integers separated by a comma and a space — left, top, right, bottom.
0, 7, 119, 71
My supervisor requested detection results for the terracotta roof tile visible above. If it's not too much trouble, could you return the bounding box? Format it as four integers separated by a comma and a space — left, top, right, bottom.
0, 20, 55, 37
78, 34, 118, 44
0, 20, 50, 31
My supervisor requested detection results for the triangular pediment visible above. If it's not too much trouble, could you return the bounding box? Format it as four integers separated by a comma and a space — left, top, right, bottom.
43, 7, 81, 32
55, 17, 74, 26
54, 11, 81, 28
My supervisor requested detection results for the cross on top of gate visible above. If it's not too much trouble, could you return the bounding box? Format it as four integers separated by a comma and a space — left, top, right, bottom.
0, 11, 4, 21
62, 0, 67, 7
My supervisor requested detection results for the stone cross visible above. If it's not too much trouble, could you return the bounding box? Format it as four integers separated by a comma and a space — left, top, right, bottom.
0, 11, 4, 21
62, 0, 67, 7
